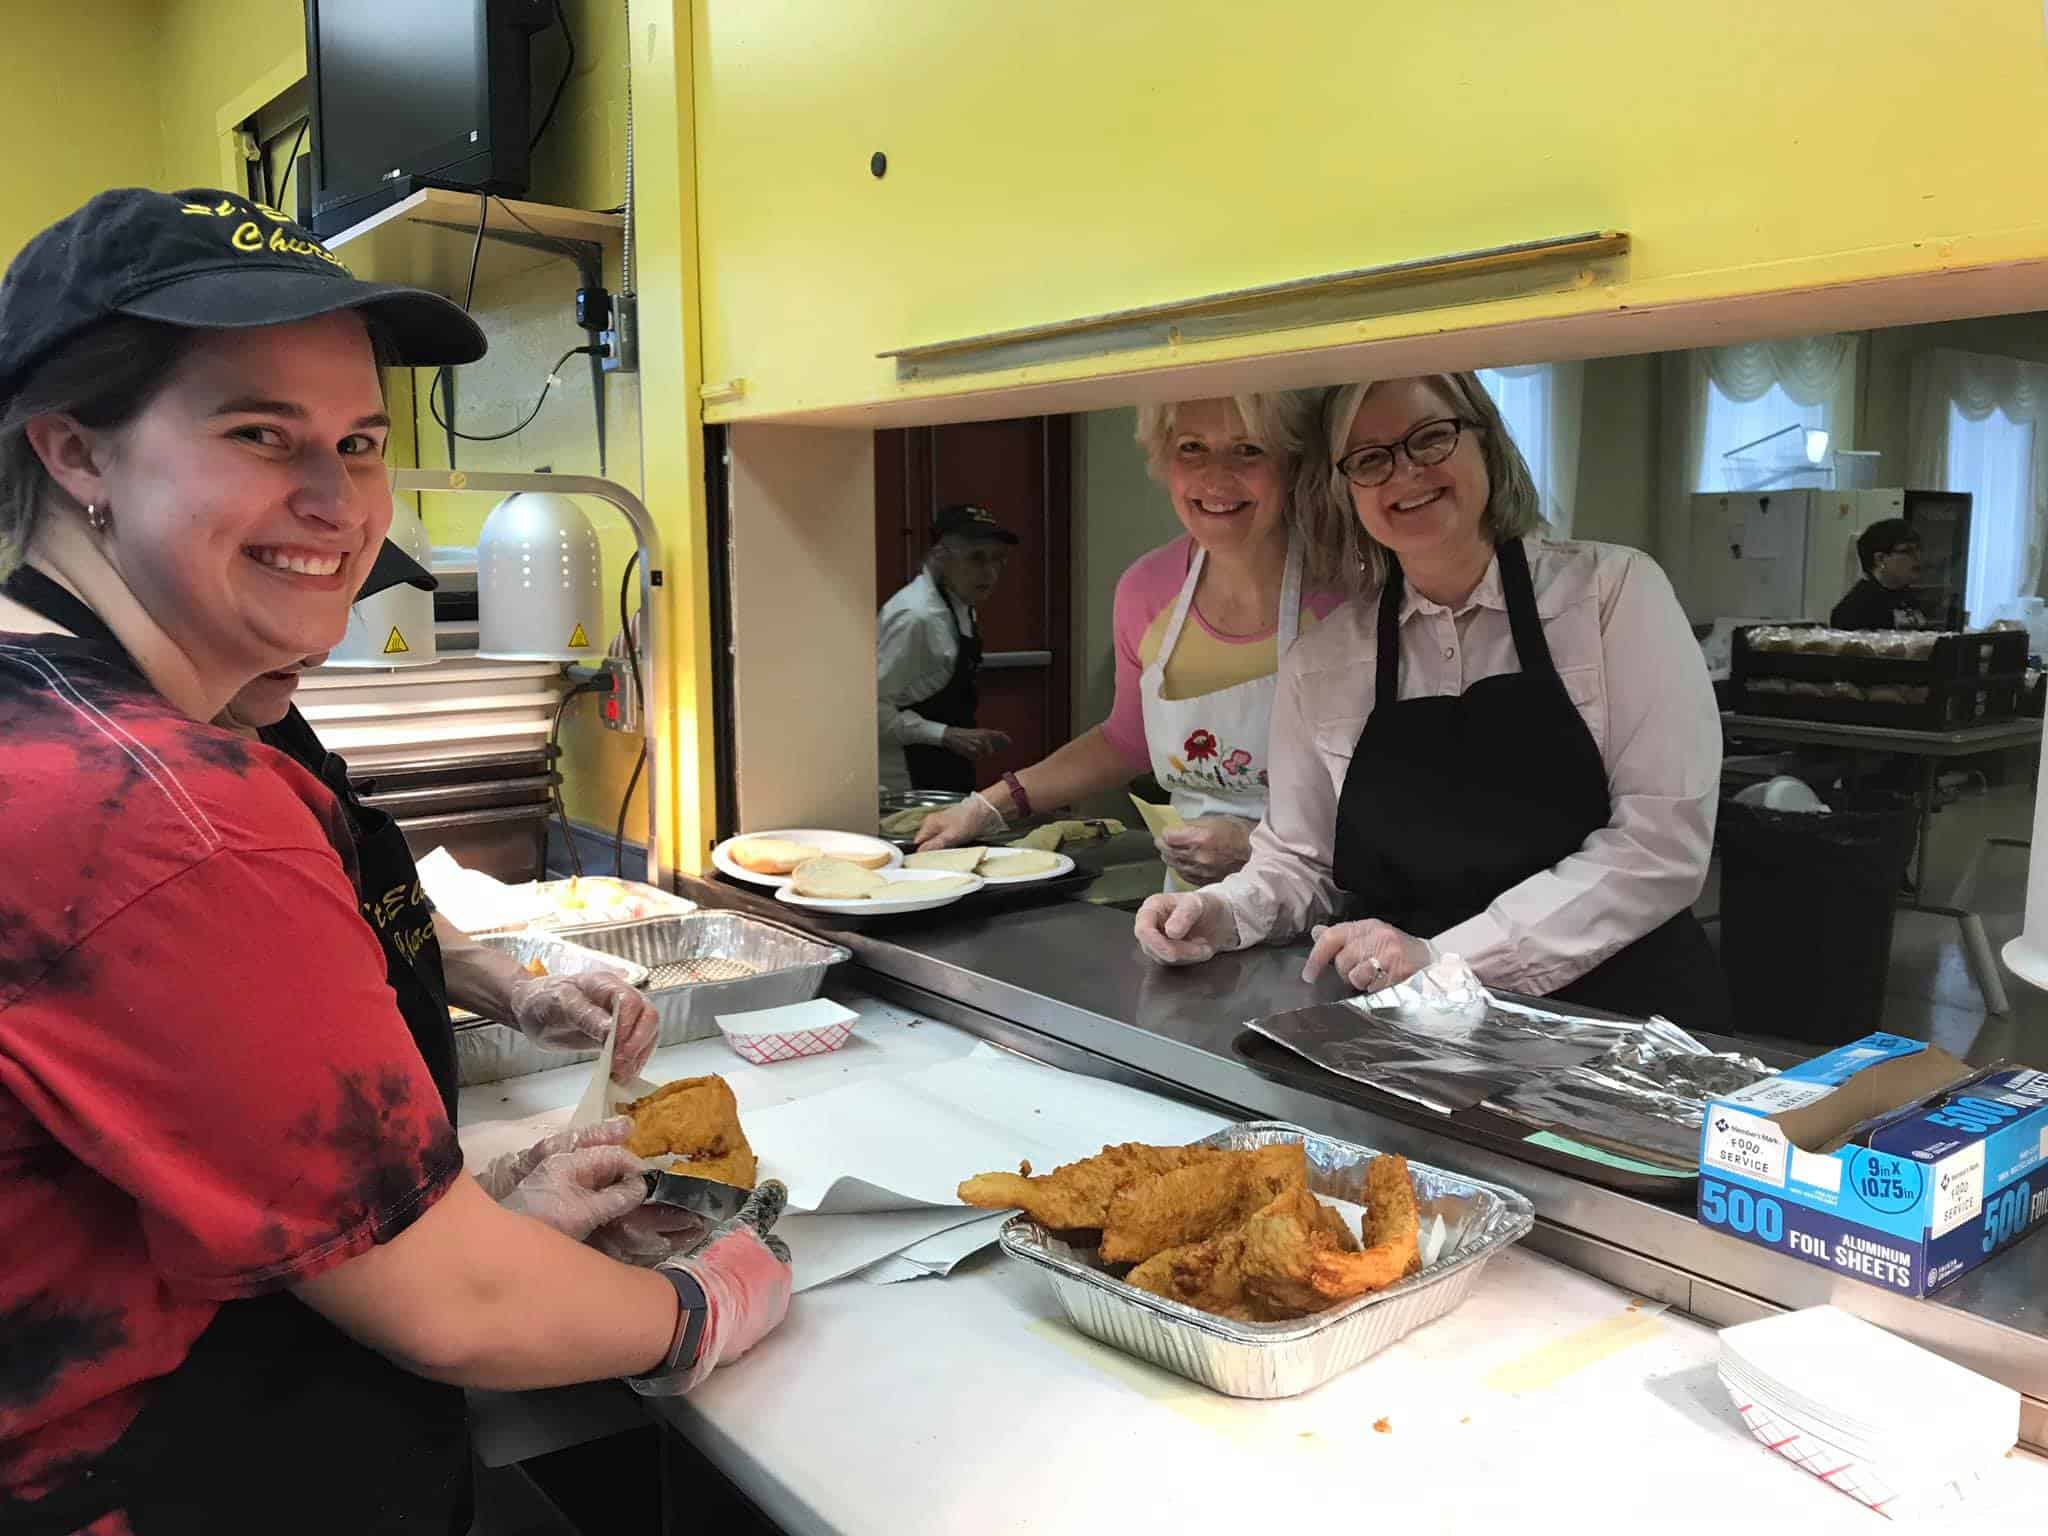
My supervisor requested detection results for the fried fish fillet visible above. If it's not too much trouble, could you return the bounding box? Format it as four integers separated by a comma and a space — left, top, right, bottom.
1125, 1157, 1421, 1323
1123, 1198, 1303, 1322
1098, 1142, 1308, 1265
625, 1074, 753, 1177
1239, 1155, 1421, 1315
670, 1145, 758, 1189
957, 1142, 1226, 1229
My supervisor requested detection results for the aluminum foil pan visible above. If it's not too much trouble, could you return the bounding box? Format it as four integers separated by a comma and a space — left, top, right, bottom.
551, 912, 851, 1044
999, 1121, 1533, 1399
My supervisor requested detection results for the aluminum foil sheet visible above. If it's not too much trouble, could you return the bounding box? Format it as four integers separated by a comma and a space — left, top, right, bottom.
1483, 1016, 1771, 1164
552, 913, 850, 1044
1249, 991, 1769, 1163
999, 1121, 1534, 1399
1246, 1004, 1531, 1112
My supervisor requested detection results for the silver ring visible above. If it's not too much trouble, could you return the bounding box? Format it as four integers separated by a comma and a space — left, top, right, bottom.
1367, 956, 1387, 986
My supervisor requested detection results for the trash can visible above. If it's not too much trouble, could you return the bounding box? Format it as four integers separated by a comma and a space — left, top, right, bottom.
1716, 793, 1918, 1046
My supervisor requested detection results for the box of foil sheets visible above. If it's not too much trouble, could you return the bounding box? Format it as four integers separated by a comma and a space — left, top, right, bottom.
1697, 1032, 2048, 1296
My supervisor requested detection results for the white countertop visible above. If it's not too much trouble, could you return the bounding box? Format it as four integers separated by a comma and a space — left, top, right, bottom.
458, 996, 2047, 1533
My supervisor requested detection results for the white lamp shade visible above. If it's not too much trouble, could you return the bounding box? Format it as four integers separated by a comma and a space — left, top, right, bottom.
476, 492, 604, 662
326, 497, 439, 669
2003, 724, 2048, 992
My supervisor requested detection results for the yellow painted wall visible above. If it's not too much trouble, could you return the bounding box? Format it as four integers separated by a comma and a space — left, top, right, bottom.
0, 0, 164, 262
156, 0, 305, 190
693, 0, 2048, 422
145, 0, 680, 849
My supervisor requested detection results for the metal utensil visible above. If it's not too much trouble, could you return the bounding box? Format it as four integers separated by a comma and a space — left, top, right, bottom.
640, 1170, 750, 1223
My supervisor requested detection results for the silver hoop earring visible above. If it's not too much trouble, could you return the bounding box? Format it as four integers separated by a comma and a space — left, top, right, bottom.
85, 501, 109, 534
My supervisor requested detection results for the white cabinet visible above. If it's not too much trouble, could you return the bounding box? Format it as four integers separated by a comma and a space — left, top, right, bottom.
1681, 489, 1906, 624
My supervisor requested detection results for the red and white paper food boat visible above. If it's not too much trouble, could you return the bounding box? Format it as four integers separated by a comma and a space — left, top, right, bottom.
1718, 1306, 2017, 1520
715, 998, 859, 1065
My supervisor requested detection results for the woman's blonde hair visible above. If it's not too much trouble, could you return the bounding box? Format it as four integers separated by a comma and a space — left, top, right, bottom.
1301, 372, 1544, 595
1131, 390, 1345, 588
0, 319, 191, 582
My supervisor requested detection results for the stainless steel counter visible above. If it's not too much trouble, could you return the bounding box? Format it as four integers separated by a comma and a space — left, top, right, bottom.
680, 873, 2048, 1448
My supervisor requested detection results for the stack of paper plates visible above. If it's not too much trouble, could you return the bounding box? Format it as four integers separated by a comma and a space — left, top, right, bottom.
1719, 1306, 2018, 1519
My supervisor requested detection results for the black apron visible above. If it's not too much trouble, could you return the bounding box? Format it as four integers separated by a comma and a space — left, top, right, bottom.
1331, 540, 1729, 1032
0, 567, 471, 1536
900, 590, 984, 793
260, 704, 459, 1123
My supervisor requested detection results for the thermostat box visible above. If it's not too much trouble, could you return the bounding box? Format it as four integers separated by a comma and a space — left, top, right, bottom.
1696, 1033, 2048, 1297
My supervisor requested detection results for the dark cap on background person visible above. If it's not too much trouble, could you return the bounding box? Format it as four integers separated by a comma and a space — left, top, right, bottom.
0, 186, 484, 410
930, 504, 1020, 546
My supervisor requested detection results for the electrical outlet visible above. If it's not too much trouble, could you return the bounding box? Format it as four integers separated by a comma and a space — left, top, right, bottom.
601, 293, 638, 375
597, 658, 642, 733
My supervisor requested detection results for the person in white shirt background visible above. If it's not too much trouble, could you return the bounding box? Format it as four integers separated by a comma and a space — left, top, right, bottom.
877, 503, 1017, 794
1136, 372, 1730, 1033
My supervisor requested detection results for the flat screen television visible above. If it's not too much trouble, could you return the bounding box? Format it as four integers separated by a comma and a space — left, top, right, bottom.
303, 0, 554, 238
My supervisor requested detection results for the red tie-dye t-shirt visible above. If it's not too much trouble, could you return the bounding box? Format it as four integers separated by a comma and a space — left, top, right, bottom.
0, 635, 465, 1532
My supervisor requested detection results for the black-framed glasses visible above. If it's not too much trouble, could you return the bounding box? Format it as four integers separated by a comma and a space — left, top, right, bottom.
1335, 417, 1478, 488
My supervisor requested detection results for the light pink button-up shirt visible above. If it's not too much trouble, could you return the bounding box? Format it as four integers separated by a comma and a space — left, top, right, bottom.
1210, 536, 1721, 997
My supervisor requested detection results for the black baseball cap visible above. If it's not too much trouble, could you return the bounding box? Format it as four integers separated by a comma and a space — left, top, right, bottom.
931, 503, 1020, 545
0, 187, 486, 410
358, 539, 439, 601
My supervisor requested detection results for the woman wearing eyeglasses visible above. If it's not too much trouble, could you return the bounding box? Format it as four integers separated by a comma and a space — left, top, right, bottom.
1136, 373, 1728, 1030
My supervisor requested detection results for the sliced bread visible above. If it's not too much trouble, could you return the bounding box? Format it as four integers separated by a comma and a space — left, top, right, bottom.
904, 847, 987, 873
789, 857, 888, 900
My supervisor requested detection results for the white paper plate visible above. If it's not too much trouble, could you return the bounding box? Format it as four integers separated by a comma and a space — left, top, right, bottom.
774, 867, 985, 915
713, 829, 904, 888
977, 848, 1076, 883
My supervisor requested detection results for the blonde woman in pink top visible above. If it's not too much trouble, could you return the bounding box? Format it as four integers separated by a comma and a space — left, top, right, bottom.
917, 394, 1343, 887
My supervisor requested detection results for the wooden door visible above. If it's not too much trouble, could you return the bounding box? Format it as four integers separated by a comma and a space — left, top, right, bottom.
875, 416, 1071, 787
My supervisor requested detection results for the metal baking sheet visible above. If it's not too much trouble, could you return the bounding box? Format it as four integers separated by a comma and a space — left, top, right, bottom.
552, 912, 850, 1043
999, 1120, 1533, 1399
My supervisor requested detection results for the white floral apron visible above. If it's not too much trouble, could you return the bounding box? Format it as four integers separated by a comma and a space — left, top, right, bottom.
1139, 536, 1304, 888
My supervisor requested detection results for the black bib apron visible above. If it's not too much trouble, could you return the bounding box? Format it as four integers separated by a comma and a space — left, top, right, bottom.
1, 567, 471, 1535
1330, 541, 1729, 1031
260, 704, 458, 1122
900, 592, 984, 794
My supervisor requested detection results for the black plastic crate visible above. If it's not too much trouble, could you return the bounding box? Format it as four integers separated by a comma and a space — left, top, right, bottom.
1731, 625, 2026, 730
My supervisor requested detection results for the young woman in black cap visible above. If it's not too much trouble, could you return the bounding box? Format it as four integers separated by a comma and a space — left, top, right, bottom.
0, 190, 790, 1534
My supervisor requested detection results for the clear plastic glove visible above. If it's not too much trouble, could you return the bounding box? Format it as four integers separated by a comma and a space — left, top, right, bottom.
1155, 814, 1255, 886
591, 1203, 712, 1268
914, 790, 1004, 850
474, 1116, 634, 1200
507, 971, 660, 1082
1134, 889, 1241, 966
1303, 919, 1434, 995
631, 1182, 794, 1397
496, 1145, 650, 1242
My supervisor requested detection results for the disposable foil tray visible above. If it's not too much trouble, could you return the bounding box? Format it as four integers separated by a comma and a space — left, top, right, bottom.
551, 912, 851, 1044
1000, 1121, 1533, 1399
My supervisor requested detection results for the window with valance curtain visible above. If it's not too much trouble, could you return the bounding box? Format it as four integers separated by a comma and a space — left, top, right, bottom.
1476, 363, 1585, 537
1908, 348, 2048, 620
1654, 335, 1861, 560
